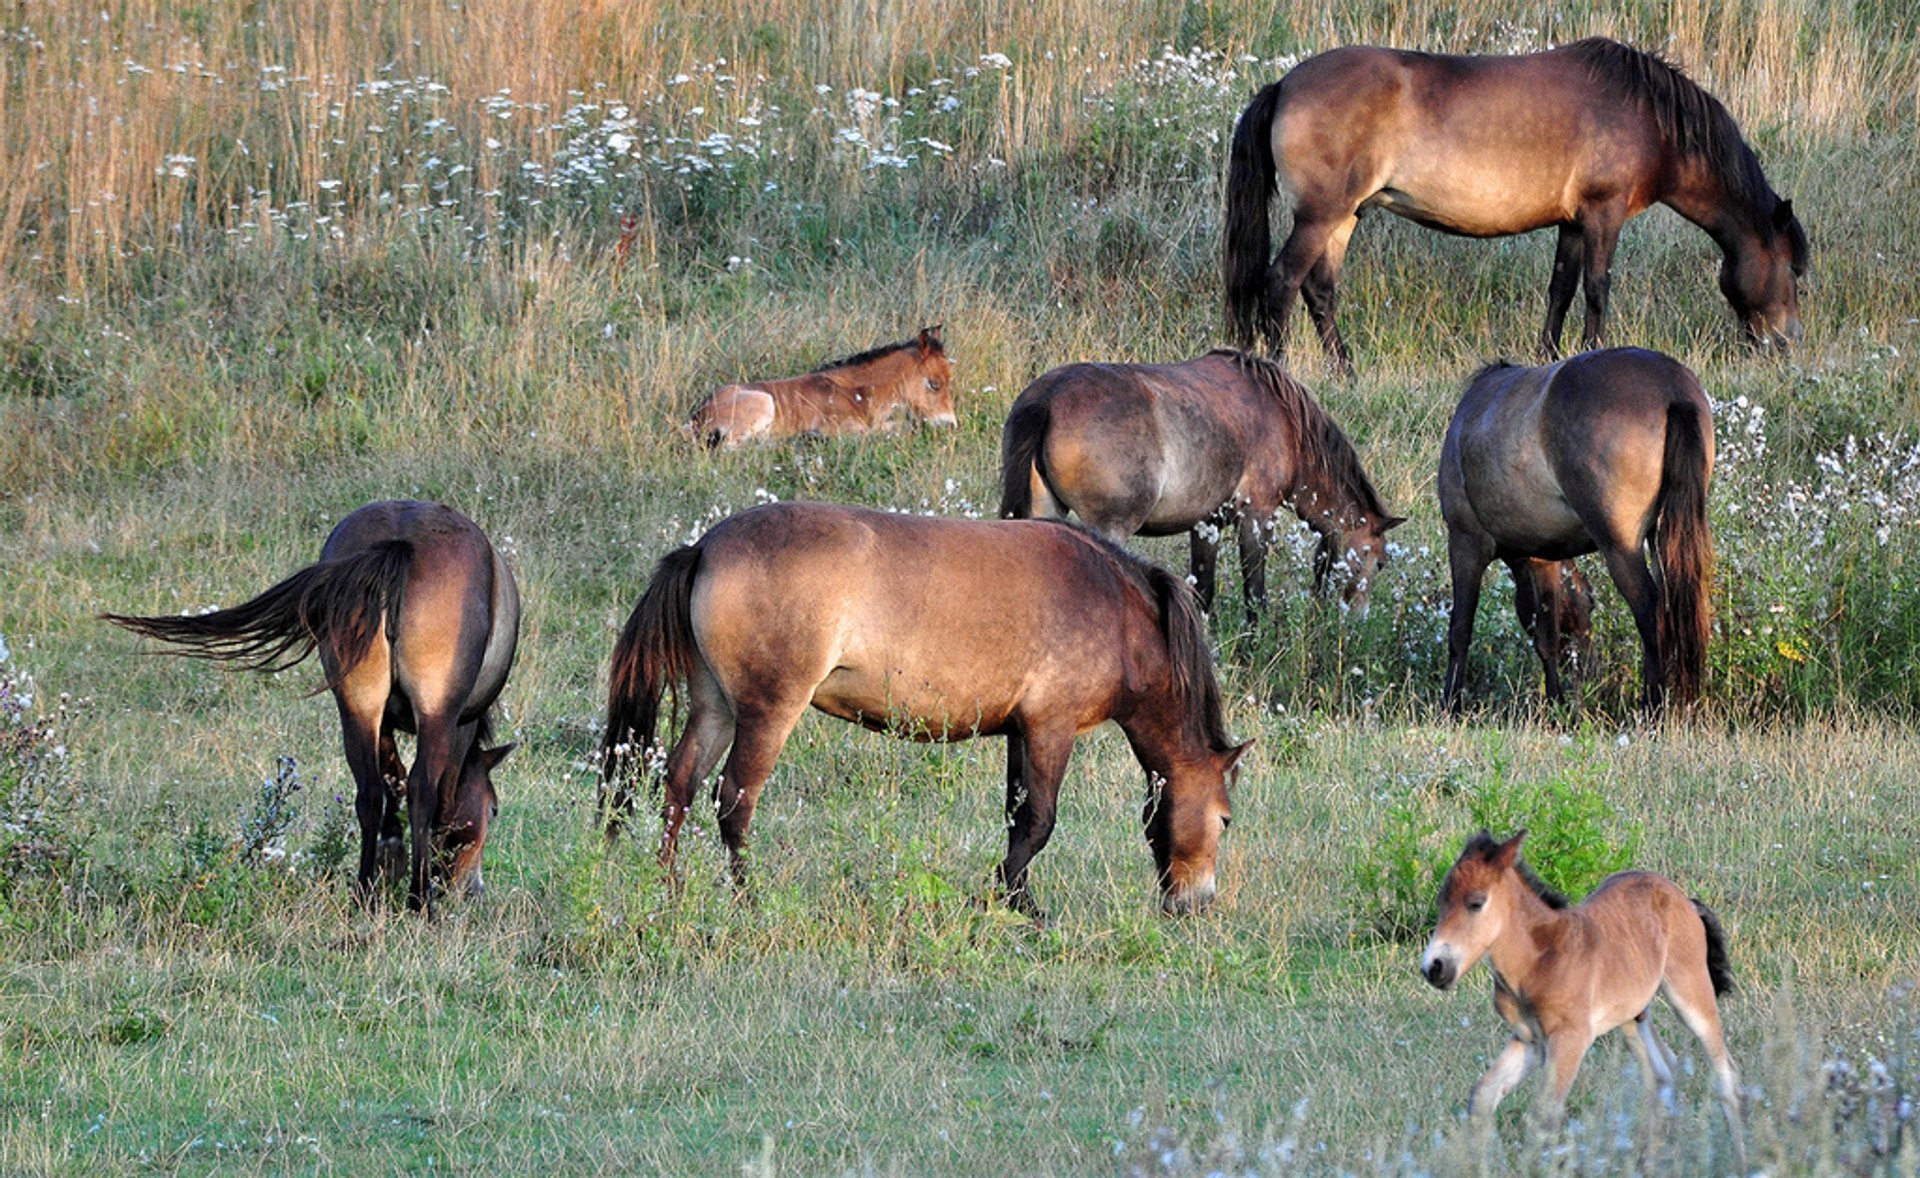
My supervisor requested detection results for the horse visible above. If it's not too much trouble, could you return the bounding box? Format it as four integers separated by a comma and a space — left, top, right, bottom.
1511, 558, 1596, 705
598, 501, 1250, 918
1224, 37, 1809, 375
998, 349, 1404, 618
1439, 348, 1713, 712
688, 325, 956, 448
102, 500, 519, 914
1422, 831, 1744, 1167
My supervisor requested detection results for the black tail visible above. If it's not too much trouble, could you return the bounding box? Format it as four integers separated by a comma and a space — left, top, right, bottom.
1694, 898, 1735, 996
1654, 401, 1715, 706
101, 542, 413, 685
998, 396, 1054, 519
1224, 79, 1285, 350
599, 543, 704, 838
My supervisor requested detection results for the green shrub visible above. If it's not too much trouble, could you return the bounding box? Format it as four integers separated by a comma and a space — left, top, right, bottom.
1346, 743, 1642, 941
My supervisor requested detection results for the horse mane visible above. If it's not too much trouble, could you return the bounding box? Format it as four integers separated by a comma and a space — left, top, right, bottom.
1564, 38, 1774, 214
1209, 349, 1393, 524
812, 333, 937, 375
1064, 523, 1235, 753
1463, 830, 1571, 909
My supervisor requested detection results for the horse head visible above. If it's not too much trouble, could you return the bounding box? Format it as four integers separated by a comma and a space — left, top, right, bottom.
438, 741, 514, 898
1313, 512, 1406, 615
1722, 198, 1807, 351
1144, 740, 1250, 915
1421, 829, 1527, 990
906, 324, 957, 427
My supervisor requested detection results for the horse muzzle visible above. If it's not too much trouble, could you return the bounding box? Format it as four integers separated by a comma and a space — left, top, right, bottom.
1161, 874, 1217, 917
1421, 945, 1459, 990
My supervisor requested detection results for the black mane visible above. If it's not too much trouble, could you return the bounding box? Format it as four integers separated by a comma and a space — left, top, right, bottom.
1210, 348, 1394, 525
1565, 38, 1775, 215
812, 334, 935, 375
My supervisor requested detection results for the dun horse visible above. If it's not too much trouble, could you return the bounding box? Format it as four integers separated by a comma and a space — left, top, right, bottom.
998, 349, 1403, 617
102, 501, 518, 913
599, 501, 1250, 917
689, 326, 955, 448
1439, 348, 1713, 711
1224, 37, 1808, 374
1422, 831, 1743, 1166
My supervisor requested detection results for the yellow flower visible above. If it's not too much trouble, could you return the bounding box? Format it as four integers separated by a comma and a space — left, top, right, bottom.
1775, 639, 1808, 664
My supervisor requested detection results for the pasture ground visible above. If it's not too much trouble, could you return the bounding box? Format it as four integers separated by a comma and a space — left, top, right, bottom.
3, 1, 1918, 1173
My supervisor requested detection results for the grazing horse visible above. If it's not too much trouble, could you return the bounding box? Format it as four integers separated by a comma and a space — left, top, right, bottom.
998, 349, 1404, 617
1439, 348, 1713, 711
1422, 831, 1744, 1167
599, 501, 1250, 917
688, 326, 956, 448
102, 501, 518, 913
1224, 37, 1809, 374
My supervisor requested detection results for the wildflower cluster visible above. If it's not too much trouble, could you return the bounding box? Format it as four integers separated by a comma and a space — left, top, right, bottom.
0, 635, 92, 895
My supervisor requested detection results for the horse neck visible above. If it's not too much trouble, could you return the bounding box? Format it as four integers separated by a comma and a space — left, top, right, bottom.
1487, 881, 1572, 993
1285, 448, 1366, 537
1112, 625, 1216, 777
1661, 152, 1773, 263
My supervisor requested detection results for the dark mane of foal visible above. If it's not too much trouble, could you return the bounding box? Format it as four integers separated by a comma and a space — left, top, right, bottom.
1567, 38, 1774, 216
1212, 349, 1393, 522
1462, 830, 1571, 909
1066, 523, 1234, 753
812, 334, 939, 375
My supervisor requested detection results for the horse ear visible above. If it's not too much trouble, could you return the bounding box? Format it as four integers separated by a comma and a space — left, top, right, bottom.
1383, 515, 1408, 531
482, 742, 517, 770
1773, 199, 1795, 230
917, 324, 942, 356
1493, 829, 1527, 866
1221, 739, 1254, 774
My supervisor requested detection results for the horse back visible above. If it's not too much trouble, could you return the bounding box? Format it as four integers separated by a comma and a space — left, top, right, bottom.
688, 503, 1154, 737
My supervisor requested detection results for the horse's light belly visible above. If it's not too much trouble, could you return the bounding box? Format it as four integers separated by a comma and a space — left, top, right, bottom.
811, 666, 1011, 740
1371, 170, 1567, 237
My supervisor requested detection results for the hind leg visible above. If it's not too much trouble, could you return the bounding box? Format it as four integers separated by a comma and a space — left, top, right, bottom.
1298, 214, 1358, 376
1596, 541, 1665, 710
405, 711, 482, 914
713, 697, 809, 892
1267, 213, 1353, 375
1622, 1010, 1678, 1110
656, 667, 736, 874
376, 725, 408, 883
330, 642, 394, 903
1662, 972, 1745, 1168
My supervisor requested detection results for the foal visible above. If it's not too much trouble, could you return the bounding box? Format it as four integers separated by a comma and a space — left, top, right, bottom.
1422, 831, 1743, 1166
688, 326, 955, 448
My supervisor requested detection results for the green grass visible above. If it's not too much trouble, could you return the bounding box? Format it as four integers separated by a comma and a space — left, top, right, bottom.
4, 0, 1920, 1173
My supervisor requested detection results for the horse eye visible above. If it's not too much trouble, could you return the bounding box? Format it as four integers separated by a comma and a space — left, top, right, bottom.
1465, 893, 1487, 913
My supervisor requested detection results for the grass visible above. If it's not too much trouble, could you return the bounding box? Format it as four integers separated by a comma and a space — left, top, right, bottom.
3, 0, 1919, 1173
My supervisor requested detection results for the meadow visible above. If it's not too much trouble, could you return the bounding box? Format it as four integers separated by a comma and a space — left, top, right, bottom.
3, 0, 1919, 1172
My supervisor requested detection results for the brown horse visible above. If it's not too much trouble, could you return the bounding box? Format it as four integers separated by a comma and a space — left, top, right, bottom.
599, 501, 1250, 917
1440, 348, 1713, 711
102, 501, 518, 913
998, 349, 1404, 617
1225, 37, 1809, 374
1422, 831, 1743, 1167
688, 325, 955, 448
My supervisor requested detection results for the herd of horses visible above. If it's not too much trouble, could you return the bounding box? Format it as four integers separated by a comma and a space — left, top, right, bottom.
103, 38, 1810, 1155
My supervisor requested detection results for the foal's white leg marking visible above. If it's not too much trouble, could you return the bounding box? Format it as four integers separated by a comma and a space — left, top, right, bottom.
1663, 980, 1746, 1170
1623, 1015, 1678, 1112
1469, 1038, 1541, 1117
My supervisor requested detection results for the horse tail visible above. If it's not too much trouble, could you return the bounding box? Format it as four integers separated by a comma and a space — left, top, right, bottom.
1654, 401, 1715, 706
1224, 79, 1285, 351
998, 396, 1053, 519
1147, 563, 1231, 752
101, 542, 412, 684
1692, 898, 1735, 996
600, 542, 703, 837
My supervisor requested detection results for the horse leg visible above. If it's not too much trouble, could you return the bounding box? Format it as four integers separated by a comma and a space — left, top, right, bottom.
1468, 1037, 1542, 1117
1510, 558, 1566, 703
1188, 527, 1220, 613
1235, 512, 1268, 621
404, 712, 479, 914
1598, 542, 1665, 711
1621, 1010, 1678, 1109
376, 725, 408, 883
1298, 215, 1359, 376
337, 704, 390, 903
1266, 214, 1348, 375
1539, 223, 1583, 359
1662, 972, 1746, 1168
1537, 1028, 1599, 1127
1443, 541, 1494, 713
1577, 208, 1626, 351
656, 668, 736, 877
713, 698, 807, 893
998, 726, 1073, 919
